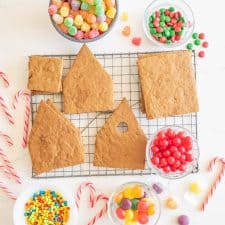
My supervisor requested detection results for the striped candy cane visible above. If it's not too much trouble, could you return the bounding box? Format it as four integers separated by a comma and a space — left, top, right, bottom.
200, 157, 225, 211
0, 165, 12, 179
87, 194, 109, 225
0, 71, 9, 87
0, 181, 17, 200
76, 182, 96, 208
13, 90, 31, 148
0, 95, 14, 124
0, 148, 21, 184
0, 131, 14, 147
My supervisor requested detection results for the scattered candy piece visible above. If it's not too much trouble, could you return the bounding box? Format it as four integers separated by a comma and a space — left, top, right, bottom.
198, 33, 205, 40
198, 51, 205, 58
132, 37, 142, 46
186, 43, 193, 50
152, 182, 164, 194
165, 197, 178, 210
194, 39, 201, 46
189, 182, 201, 194
202, 41, 208, 48
192, 32, 198, 39
122, 26, 131, 36
178, 215, 190, 225
120, 11, 129, 21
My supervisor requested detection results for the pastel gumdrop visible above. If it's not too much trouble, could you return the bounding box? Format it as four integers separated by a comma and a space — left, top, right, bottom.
81, 2, 91, 10
71, 0, 81, 10
152, 182, 164, 194
48, 5, 58, 15
165, 197, 178, 210
120, 198, 132, 210
120, 11, 128, 21
87, 13, 97, 24
52, 14, 64, 24
58, 23, 69, 33
74, 30, 84, 39
122, 26, 131, 36
81, 22, 91, 32
64, 17, 74, 27
68, 26, 77, 36
97, 14, 106, 22
74, 14, 84, 26
95, 4, 104, 16
99, 22, 108, 32
189, 182, 201, 194
52, 0, 62, 9
60, 6, 70, 17
178, 215, 190, 225
105, 0, 115, 8
106, 7, 117, 19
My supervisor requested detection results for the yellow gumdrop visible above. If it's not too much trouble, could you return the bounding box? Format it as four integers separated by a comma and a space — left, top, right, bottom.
125, 209, 134, 221
132, 185, 144, 199
98, 22, 108, 32
189, 182, 201, 194
81, 22, 91, 32
123, 187, 134, 199
114, 192, 123, 205
165, 197, 178, 210
120, 11, 128, 21
74, 15, 84, 26
106, 7, 117, 19
60, 6, 69, 17
148, 205, 155, 216
124, 220, 137, 225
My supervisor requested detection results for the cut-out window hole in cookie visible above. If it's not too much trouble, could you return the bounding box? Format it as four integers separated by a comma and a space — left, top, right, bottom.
117, 122, 128, 133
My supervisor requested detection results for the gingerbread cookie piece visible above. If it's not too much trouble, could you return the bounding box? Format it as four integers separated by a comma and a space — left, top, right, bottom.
137, 51, 199, 119
28, 56, 63, 93
28, 100, 84, 175
63, 44, 114, 114
94, 98, 147, 169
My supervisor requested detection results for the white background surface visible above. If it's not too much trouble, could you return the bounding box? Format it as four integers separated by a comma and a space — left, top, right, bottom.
0, 0, 225, 224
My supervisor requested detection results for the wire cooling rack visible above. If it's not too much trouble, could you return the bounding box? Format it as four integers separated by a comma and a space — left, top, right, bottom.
31, 51, 198, 178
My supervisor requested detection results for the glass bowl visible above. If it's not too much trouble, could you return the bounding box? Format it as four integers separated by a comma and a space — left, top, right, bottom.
146, 126, 199, 179
49, 0, 119, 43
143, 0, 195, 48
108, 182, 161, 225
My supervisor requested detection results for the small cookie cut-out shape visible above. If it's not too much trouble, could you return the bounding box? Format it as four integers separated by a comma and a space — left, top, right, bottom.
94, 98, 147, 169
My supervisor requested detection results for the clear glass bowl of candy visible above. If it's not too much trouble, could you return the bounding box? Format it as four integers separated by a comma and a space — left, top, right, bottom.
143, 0, 195, 47
48, 0, 118, 42
146, 126, 200, 179
108, 182, 161, 225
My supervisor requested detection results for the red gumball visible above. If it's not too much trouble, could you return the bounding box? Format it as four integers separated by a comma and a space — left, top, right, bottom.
137, 200, 149, 212
138, 213, 149, 224
115, 208, 125, 220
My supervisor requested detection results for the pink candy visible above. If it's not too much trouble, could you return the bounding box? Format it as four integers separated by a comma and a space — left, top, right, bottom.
48, 4, 58, 15
74, 31, 84, 40
89, 30, 100, 39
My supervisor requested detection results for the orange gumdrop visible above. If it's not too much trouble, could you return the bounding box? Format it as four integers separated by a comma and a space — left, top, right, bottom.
106, 17, 112, 25
122, 26, 131, 36
58, 24, 68, 34
105, 0, 116, 8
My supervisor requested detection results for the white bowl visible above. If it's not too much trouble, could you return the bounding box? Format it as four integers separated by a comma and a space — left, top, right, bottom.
13, 183, 78, 225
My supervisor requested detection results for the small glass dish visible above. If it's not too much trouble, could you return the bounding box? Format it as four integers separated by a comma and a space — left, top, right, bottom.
146, 126, 199, 179
108, 182, 161, 225
49, 0, 119, 43
143, 0, 195, 48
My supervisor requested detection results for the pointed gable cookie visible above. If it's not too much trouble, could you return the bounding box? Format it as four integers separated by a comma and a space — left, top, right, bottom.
28, 100, 84, 175
93, 98, 147, 169
63, 44, 114, 114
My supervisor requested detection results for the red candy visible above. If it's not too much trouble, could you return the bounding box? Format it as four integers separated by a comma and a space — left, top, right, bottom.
138, 213, 149, 224
199, 33, 205, 39
132, 37, 142, 46
115, 208, 125, 219
150, 128, 194, 173
202, 41, 208, 48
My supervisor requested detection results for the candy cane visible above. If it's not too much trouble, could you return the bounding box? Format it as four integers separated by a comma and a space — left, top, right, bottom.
0, 131, 14, 147
76, 182, 96, 208
0, 181, 17, 200
0, 148, 21, 184
13, 90, 31, 148
0, 165, 12, 179
200, 157, 225, 211
0, 71, 9, 87
87, 194, 109, 225
0, 95, 14, 124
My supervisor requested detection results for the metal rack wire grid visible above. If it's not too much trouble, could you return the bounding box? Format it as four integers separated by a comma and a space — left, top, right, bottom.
31, 51, 198, 178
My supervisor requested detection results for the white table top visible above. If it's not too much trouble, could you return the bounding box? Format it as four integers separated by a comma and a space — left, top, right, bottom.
0, 0, 224, 224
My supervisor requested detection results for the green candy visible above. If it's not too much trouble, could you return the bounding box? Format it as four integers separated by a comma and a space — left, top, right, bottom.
166, 40, 172, 44
169, 6, 175, 12
131, 199, 139, 210
170, 30, 175, 36
148, 22, 154, 28
178, 16, 185, 22
186, 43, 193, 50
95, 4, 104, 16
64, 17, 73, 27
160, 21, 165, 27
194, 39, 201, 46
165, 16, 171, 22
68, 26, 77, 36
150, 27, 157, 34
156, 33, 162, 38
160, 8, 165, 13
148, 16, 153, 23
94, 0, 102, 5
160, 15, 166, 22
81, 2, 90, 10
192, 33, 198, 39
164, 29, 171, 37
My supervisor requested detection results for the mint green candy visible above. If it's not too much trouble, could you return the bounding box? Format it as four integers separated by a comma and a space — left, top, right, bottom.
160, 21, 165, 27
170, 30, 175, 36
64, 17, 73, 27
186, 43, 193, 50
148, 22, 154, 28
192, 32, 198, 39
165, 16, 171, 22
194, 39, 201, 46
94, 0, 102, 5
150, 27, 157, 34
95, 4, 104, 16
81, 2, 90, 10
160, 8, 165, 13
165, 29, 171, 37
68, 26, 77, 36
169, 6, 175, 12
160, 15, 166, 22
